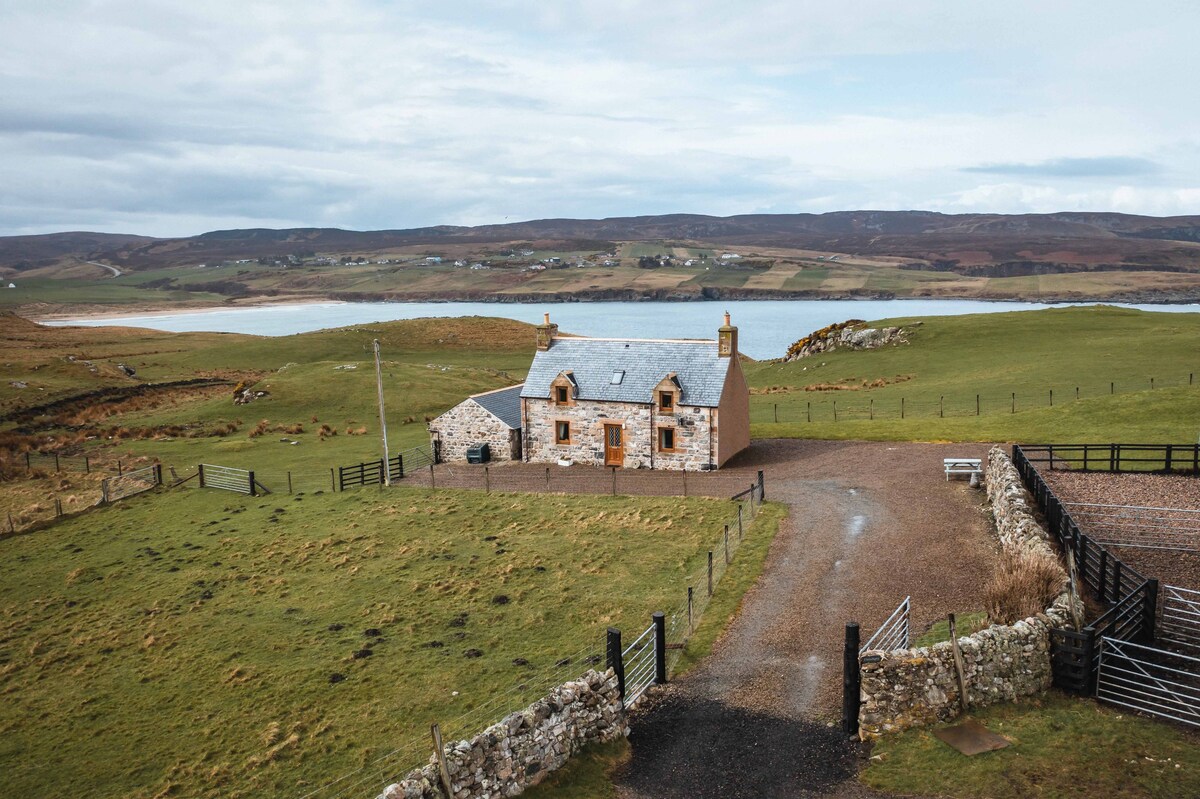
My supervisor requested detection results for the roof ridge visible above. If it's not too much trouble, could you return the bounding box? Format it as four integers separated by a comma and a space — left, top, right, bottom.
469, 383, 524, 399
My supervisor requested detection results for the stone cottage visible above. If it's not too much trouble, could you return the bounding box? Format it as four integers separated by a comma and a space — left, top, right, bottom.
428, 384, 523, 463
518, 313, 749, 470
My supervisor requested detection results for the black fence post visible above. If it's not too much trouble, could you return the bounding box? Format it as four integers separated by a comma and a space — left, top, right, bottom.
198, 464, 206, 488
1142, 579, 1159, 644
1098, 550, 1108, 602
84, 456, 90, 474
1011, 392, 1015, 414
606, 628, 625, 701
1082, 628, 1097, 694
687, 586, 694, 634
54, 453, 60, 472
330, 467, 336, 492
248, 471, 257, 497
653, 612, 667, 684
901, 397, 905, 419
485, 466, 490, 494
397, 453, 405, 479
153, 464, 163, 486
807, 401, 811, 423
724, 524, 730, 565
287, 471, 293, 494
738, 504, 744, 540
25, 452, 30, 469
758, 469, 765, 501
842, 622, 861, 737
707, 551, 713, 596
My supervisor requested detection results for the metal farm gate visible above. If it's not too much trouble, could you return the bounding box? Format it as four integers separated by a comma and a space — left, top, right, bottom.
101, 464, 163, 503
1160, 585, 1200, 655
860, 596, 912, 655
1096, 637, 1200, 729
198, 464, 269, 495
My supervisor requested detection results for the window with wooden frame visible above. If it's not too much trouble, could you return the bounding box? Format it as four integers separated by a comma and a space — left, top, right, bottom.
657, 426, 676, 452
658, 390, 675, 412
555, 420, 572, 444
555, 386, 570, 405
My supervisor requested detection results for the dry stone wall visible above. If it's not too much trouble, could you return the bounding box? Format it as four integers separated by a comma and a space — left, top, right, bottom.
857, 446, 1073, 738
378, 669, 627, 799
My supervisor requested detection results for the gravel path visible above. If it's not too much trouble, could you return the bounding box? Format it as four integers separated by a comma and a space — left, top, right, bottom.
614, 439, 998, 799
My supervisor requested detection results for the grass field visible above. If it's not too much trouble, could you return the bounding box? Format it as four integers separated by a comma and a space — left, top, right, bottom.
746, 306, 1200, 443
0, 482, 783, 799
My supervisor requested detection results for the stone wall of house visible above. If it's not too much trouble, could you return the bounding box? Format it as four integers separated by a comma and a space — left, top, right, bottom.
429, 400, 519, 463
857, 446, 1073, 738
524, 397, 715, 471
377, 669, 627, 799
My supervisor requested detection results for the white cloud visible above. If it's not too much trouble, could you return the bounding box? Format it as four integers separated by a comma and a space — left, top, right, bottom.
1, 0, 1199, 235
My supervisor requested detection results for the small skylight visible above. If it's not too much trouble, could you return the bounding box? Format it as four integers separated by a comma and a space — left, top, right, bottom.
611, 370, 625, 385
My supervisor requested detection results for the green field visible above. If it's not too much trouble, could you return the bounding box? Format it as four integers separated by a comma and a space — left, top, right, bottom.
0, 482, 783, 799
746, 306, 1200, 443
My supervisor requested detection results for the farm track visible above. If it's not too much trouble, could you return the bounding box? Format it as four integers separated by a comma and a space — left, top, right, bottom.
609, 439, 997, 798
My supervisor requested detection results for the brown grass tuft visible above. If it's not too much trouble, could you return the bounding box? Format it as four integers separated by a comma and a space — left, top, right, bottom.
984, 548, 1067, 625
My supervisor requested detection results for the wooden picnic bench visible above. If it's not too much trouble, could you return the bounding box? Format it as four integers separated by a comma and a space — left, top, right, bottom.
944, 458, 983, 481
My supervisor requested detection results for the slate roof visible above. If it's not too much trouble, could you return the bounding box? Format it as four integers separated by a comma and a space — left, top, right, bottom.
521, 338, 729, 407
469, 384, 524, 429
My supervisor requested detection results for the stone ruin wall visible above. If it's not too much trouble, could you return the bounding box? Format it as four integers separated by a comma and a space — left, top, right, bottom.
857, 446, 1073, 738
378, 669, 627, 799
429, 400, 519, 463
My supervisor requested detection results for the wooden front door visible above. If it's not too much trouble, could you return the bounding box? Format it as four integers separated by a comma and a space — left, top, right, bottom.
603, 424, 624, 466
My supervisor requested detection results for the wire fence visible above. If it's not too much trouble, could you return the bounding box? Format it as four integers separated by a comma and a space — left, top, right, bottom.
753, 371, 1199, 424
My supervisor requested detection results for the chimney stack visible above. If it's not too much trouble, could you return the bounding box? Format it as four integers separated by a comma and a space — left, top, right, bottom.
718, 311, 737, 358
535, 312, 558, 351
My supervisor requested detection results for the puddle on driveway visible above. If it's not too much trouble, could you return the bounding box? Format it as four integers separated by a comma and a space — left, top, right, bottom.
847, 514, 867, 537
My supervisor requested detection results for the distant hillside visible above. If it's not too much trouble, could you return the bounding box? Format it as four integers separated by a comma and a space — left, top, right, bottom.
6, 211, 1200, 274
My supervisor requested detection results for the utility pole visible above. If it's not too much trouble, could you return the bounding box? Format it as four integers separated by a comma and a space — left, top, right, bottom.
373, 339, 392, 485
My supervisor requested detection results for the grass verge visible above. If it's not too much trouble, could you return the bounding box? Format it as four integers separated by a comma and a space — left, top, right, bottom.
862, 693, 1200, 799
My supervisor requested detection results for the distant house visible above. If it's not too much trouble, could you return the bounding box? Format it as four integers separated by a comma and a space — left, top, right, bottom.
720, 253, 741, 260
428, 384, 524, 463
518, 313, 749, 471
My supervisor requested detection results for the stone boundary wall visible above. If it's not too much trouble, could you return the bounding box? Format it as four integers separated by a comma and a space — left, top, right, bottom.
857, 446, 1072, 738
379, 669, 627, 799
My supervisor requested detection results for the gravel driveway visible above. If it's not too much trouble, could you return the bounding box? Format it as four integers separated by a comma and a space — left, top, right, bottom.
614, 439, 999, 799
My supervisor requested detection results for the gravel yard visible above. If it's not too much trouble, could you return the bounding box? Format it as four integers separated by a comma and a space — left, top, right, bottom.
1044, 470, 1200, 591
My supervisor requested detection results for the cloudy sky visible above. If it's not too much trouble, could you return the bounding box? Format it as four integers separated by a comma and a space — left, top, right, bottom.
3, 1, 1199, 237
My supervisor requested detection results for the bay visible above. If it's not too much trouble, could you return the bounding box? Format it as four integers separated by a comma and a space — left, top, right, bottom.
45, 299, 1200, 360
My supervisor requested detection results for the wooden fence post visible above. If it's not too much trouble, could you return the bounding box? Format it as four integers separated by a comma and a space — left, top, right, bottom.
948, 614, 970, 712
8, 511, 16, 533
724, 524, 730, 565
842, 622, 860, 737
901, 397, 905, 419
976, 394, 980, 415
707, 551, 713, 596
807, 401, 811, 423
653, 612, 667, 684
606, 628, 625, 700
774, 403, 778, 423
1011, 392, 1015, 414
1142, 579, 1159, 643
833, 401, 837, 422
1110, 381, 1114, 395
758, 469, 765, 501
738, 504, 743, 539
287, 471, 293, 494
55, 498, 63, 517
54, 453, 60, 472
329, 467, 335, 491
25, 452, 30, 469
611, 466, 616, 496
84, 456, 90, 474
485, 466, 490, 494
545, 467, 550, 491
430, 463, 436, 489
1050, 389, 1053, 406
869, 399, 873, 420
430, 724, 453, 799
154, 464, 163, 486
248, 471, 257, 497
939, 396, 944, 418
198, 464, 206, 488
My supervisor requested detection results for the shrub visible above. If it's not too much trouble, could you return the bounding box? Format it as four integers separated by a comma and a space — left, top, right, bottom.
247, 420, 271, 439
984, 548, 1067, 625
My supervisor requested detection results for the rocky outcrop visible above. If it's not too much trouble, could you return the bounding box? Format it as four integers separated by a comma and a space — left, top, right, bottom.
857, 447, 1074, 739
783, 320, 909, 361
378, 669, 626, 799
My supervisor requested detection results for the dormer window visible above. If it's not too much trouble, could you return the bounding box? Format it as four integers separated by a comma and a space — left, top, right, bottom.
659, 390, 675, 412
556, 386, 569, 404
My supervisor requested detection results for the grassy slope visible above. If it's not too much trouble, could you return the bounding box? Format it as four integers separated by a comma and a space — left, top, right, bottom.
0, 484, 781, 799
746, 306, 1200, 442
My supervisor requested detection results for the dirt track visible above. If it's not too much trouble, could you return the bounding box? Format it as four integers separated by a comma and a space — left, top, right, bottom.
612, 439, 999, 798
